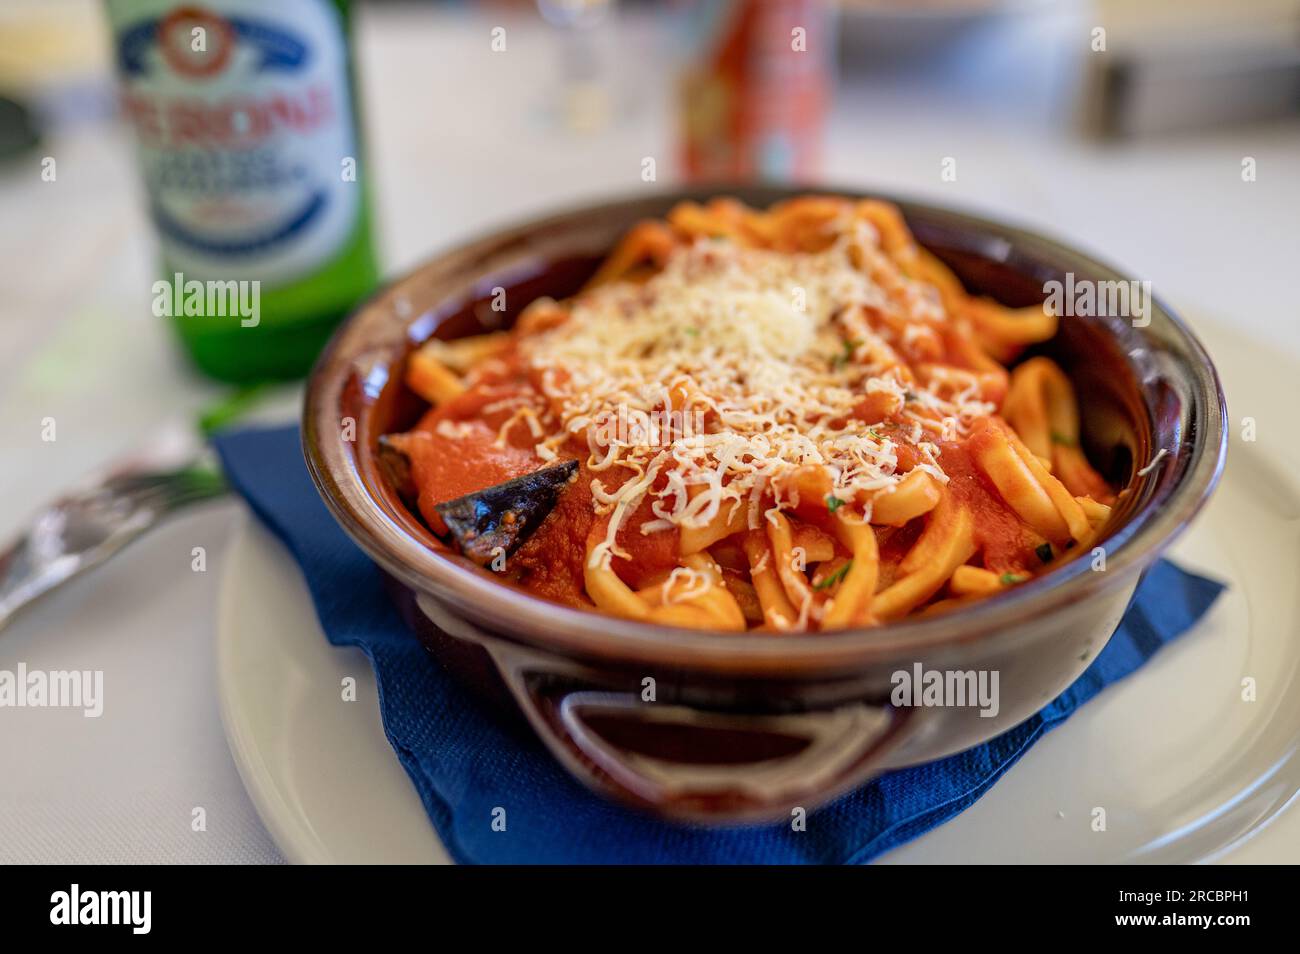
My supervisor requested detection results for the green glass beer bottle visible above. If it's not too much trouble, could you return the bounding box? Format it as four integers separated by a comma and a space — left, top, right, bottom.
106, 0, 379, 382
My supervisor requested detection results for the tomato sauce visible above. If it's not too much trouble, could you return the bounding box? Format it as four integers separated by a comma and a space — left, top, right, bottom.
397, 358, 1050, 612
400, 356, 683, 608
506, 462, 684, 605
506, 465, 593, 606
935, 438, 1042, 576
396, 373, 544, 535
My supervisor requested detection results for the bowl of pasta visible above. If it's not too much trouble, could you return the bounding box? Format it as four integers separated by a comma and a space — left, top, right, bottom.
303, 188, 1225, 822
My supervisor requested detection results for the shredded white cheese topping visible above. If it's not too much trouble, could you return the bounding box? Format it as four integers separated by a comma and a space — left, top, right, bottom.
519, 231, 995, 568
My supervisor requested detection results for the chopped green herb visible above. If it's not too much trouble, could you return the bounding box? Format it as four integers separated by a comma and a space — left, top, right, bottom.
814, 560, 854, 591
826, 494, 847, 513
684, 326, 700, 336
833, 339, 862, 369
1000, 573, 1027, 586
867, 429, 883, 441
1035, 542, 1053, 564
1050, 431, 1076, 447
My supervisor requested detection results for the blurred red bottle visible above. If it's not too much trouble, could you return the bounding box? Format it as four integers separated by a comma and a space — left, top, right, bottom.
678, 0, 836, 183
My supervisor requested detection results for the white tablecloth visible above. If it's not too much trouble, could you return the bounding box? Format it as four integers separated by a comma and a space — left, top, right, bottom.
2, 1, 1297, 863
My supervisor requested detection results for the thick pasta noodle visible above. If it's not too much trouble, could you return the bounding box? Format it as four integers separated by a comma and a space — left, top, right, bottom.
384, 196, 1117, 633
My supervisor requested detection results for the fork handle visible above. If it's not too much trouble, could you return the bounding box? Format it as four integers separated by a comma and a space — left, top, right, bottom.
0, 518, 144, 630
0, 466, 226, 632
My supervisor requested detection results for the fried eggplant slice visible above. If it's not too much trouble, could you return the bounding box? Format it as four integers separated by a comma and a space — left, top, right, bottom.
434, 460, 578, 567
377, 435, 419, 509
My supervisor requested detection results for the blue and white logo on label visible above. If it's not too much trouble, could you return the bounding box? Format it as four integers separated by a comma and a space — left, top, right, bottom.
108, 0, 359, 284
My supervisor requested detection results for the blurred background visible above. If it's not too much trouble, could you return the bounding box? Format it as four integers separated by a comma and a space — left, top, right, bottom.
2, 1, 1299, 410
0, 0, 1297, 863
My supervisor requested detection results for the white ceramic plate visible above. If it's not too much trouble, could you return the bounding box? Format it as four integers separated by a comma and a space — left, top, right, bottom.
217, 318, 1300, 864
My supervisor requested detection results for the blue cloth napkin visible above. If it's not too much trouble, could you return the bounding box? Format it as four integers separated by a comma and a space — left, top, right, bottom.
214, 424, 1224, 864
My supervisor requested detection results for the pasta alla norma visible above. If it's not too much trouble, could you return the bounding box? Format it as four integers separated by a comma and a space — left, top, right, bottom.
382, 196, 1118, 633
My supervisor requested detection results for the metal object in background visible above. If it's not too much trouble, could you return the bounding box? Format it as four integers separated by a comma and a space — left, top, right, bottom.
1081, 0, 1300, 138
0, 424, 227, 633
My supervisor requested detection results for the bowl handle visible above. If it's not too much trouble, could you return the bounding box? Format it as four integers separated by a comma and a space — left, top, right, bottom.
417, 595, 920, 822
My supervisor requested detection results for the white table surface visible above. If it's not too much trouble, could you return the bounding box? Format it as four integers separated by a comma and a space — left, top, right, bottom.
1, 1, 1297, 864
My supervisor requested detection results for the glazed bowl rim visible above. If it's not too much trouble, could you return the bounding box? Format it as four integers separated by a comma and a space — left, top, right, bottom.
302, 185, 1227, 676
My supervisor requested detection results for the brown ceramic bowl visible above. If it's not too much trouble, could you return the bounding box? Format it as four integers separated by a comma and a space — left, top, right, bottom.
303, 186, 1225, 824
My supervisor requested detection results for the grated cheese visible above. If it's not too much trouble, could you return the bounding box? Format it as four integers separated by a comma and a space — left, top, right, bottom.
519, 232, 993, 551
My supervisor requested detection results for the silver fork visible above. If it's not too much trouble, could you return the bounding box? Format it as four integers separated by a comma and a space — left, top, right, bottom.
0, 424, 228, 632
